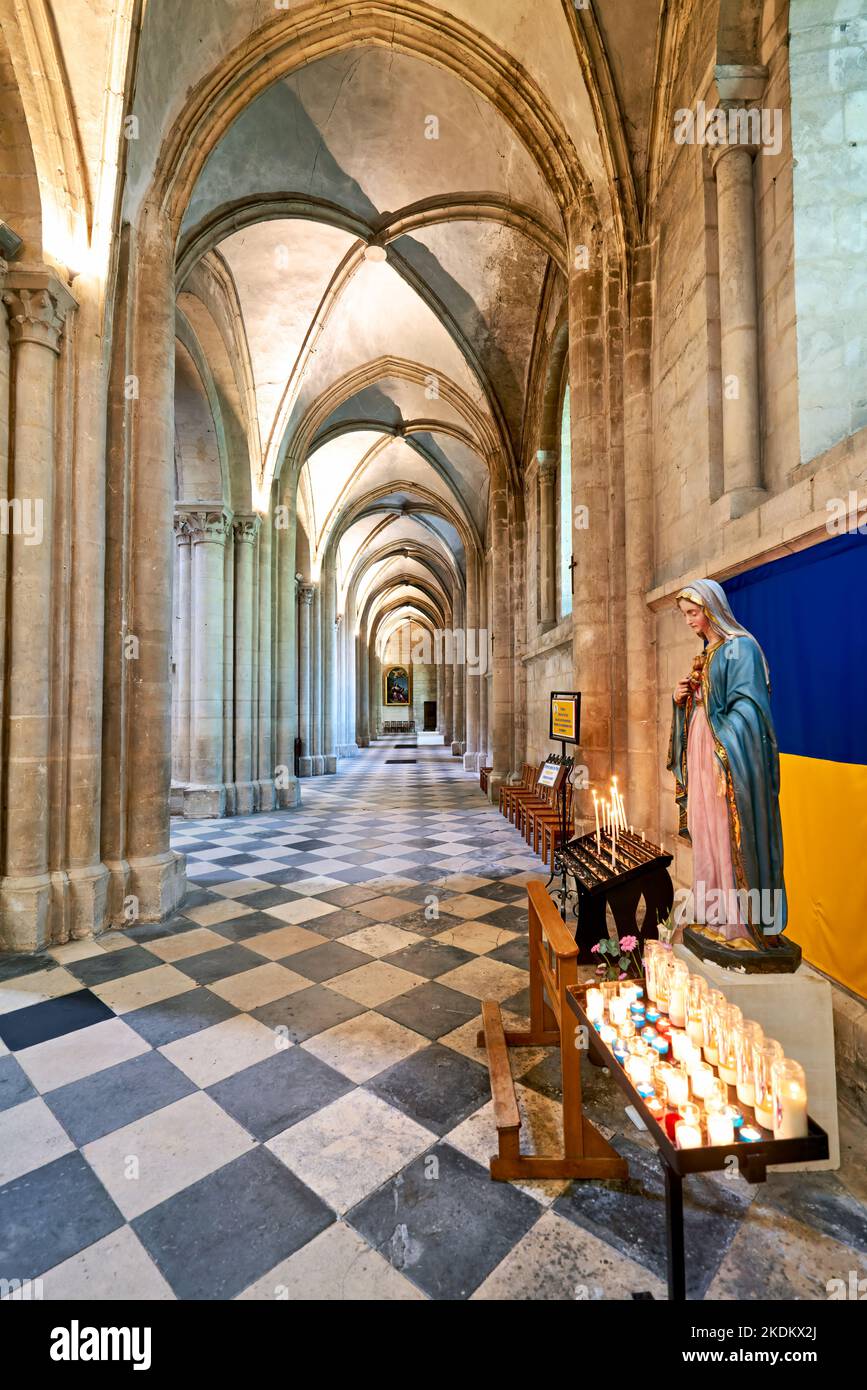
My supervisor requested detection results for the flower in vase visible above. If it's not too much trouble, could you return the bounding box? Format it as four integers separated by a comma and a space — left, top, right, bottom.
619, 935, 638, 952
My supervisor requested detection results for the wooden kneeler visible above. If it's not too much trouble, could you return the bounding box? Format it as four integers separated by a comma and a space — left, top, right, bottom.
477, 880, 628, 1182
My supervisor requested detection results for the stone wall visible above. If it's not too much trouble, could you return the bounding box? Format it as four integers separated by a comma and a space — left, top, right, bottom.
789, 0, 867, 463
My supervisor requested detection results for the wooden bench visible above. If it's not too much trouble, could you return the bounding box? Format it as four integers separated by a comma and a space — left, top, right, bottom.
477, 880, 628, 1182
479, 766, 493, 794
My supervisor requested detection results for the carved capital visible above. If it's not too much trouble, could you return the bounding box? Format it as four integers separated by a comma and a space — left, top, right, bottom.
299, 582, 315, 606
232, 513, 261, 545
173, 513, 192, 546
176, 503, 233, 545
3, 270, 77, 352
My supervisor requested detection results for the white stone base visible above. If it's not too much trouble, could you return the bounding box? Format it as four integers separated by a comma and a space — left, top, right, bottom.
312, 755, 325, 776
674, 942, 840, 1170
254, 780, 276, 812
462, 752, 477, 771
234, 781, 256, 815
128, 850, 186, 924
276, 778, 301, 808
324, 755, 337, 774
0, 873, 52, 951
183, 784, 226, 818
298, 757, 314, 777
451, 741, 462, 756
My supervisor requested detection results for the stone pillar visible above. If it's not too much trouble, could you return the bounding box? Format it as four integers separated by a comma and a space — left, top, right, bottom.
172, 513, 192, 785
322, 565, 338, 773
436, 654, 445, 734
222, 523, 235, 816
443, 635, 453, 745
567, 200, 611, 823
275, 515, 300, 805
298, 583, 314, 776
623, 244, 658, 834
357, 624, 370, 747
310, 583, 324, 775
184, 506, 231, 817
370, 646, 380, 740
712, 84, 765, 516
122, 211, 187, 917
537, 453, 557, 630
478, 566, 489, 768
451, 590, 465, 756
0, 271, 76, 949
254, 499, 275, 810
487, 475, 512, 801
463, 553, 480, 769
233, 514, 259, 813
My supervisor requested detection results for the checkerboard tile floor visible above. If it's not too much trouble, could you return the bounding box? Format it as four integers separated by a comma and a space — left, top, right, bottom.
2, 734, 866, 1300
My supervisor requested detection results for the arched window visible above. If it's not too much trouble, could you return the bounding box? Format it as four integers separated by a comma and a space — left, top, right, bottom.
559, 384, 572, 618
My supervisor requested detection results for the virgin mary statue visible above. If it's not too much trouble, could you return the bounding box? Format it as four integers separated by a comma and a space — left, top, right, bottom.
667, 579, 792, 961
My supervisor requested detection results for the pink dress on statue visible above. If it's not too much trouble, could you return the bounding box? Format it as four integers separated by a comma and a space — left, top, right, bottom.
686, 684, 743, 935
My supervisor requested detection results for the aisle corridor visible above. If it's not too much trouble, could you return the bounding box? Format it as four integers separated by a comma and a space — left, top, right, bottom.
1, 741, 865, 1299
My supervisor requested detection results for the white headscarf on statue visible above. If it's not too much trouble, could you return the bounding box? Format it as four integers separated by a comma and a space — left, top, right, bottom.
676, 578, 770, 685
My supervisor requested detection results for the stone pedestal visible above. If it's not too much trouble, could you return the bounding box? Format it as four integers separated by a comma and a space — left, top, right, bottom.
674, 943, 839, 1170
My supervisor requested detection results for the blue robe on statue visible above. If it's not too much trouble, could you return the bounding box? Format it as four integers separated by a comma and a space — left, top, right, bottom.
667, 582, 788, 946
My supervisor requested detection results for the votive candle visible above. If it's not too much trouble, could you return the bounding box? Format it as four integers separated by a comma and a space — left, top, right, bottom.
586, 987, 604, 1024
772, 1058, 808, 1140
735, 1020, 763, 1108
707, 1111, 735, 1146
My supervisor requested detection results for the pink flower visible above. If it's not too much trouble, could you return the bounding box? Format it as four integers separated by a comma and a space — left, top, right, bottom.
590, 943, 600, 954
619, 935, 638, 952
619, 971, 627, 979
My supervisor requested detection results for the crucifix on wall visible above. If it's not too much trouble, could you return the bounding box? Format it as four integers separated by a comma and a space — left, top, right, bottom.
568, 554, 577, 593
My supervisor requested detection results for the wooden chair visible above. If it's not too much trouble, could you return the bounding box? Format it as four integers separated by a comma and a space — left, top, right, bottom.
498, 762, 533, 816
504, 762, 546, 824
515, 764, 564, 838
477, 881, 628, 1181
527, 780, 574, 862
479, 766, 493, 795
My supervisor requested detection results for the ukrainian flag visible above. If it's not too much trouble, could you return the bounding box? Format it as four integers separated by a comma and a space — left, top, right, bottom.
724, 531, 867, 997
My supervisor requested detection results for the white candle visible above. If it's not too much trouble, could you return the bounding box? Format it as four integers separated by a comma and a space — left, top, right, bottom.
611, 815, 616, 869
675, 1121, 702, 1149
754, 1102, 774, 1130
667, 1068, 690, 1107
641, 830, 646, 842
707, 1112, 735, 1146
670, 1030, 690, 1063
593, 791, 601, 854
772, 1061, 808, 1140
610, 997, 628, 1027
718, 1059, 738, 1086
687, 1013, 704, 1047
691, 1062, 714, 1099
586, 988, 603, 1023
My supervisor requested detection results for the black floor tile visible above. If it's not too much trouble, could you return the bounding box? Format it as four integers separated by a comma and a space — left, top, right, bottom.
174, 943, 264, 985
45, 1050, 197, 1147
348, 1141, 539, 1299
123, 986, 239, 1048
366, 1044, 490, 1135
132, 1147, 334, 1299
251, 984, 367, 1043
381, 938, 476, 979
286, 941, 373, 982
67, 945, 162, 987
0, 1053, 37, 1111
0, 989, 115, 1052
375, 981, 480, 1040
0, 1152, 124, 1280
208, 1047, 354, 1141
0, 953, 56, 984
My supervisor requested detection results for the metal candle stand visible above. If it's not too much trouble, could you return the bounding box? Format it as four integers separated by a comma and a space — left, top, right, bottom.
544, 746, 575, 921
552, 829, 674, 964
566, 982, 830, 1301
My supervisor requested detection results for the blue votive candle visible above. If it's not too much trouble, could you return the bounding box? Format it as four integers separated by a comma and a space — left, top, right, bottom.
636, 1083, 655, 1099
651, 1036, 670, 1057
645, 1008, 660, 1024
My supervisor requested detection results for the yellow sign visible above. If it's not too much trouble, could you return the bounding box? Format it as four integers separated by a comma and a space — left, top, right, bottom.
551, 698, 576, 741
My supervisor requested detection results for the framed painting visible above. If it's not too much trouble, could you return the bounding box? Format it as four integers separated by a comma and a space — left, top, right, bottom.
384, 664, 412, 706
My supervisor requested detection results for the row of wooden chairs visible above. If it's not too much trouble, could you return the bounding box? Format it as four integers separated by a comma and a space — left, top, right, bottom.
496, 761, 573, 867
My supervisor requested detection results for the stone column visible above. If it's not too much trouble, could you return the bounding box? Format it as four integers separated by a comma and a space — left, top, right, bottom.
0, 271, 76, 950
567, 200, 612, 823
254, 498, 275, 810
357, 623, 370, 747
451, 589, 465, 756
623, 244, 658, 833
436, 654, 445, 734
463, 553, 480, 769
487, 474, 512, 801
712, 137, 764, 513
233, 514, 259, 813
222, 524, 235, 816
172, 513, 192, 785
311, 583, 324, 775
322, 565, 338, 773
184, 505, 231, 817
477, 565, 489, 768
443, 633, 453, 745
124, 209, 186, 918
298, 583, 314, 776
275, 514, 300, 805
537, 453, 557, 629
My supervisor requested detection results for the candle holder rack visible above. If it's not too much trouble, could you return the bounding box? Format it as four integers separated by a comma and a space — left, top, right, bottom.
566, 982, 830, 1301
552, 830, 674, 963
